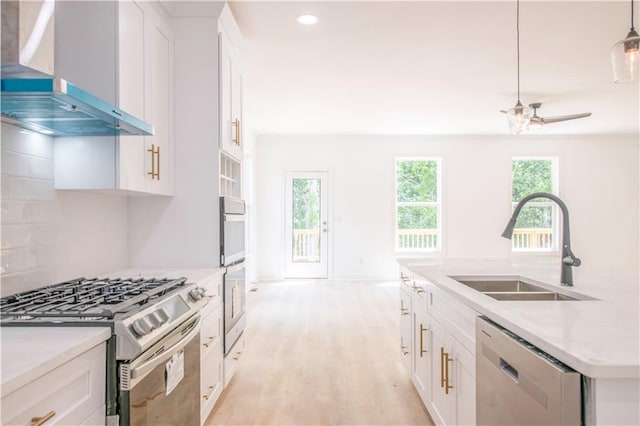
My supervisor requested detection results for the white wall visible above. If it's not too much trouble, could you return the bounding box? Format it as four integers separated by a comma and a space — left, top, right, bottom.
255, 134, 639, 283
1, 124, 128, 296
128, 17, 221, 268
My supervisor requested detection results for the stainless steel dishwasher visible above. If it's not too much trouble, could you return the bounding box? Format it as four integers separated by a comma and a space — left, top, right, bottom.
476, 317, 582, 425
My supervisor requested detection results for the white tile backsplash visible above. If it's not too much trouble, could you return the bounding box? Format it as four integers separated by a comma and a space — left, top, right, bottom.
1, 123, 128, 296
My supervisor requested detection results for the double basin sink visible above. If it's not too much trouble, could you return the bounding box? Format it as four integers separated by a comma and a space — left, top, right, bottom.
448, 276, 596, 301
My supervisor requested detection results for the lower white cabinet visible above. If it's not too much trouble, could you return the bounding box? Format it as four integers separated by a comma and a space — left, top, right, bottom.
224, 333, 246, 388
1, 344, 106, 426
399, 271, 477, 426
200, 275, 224, 425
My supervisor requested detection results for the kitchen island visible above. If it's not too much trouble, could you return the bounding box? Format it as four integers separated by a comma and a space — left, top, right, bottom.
398, 258, 640, 425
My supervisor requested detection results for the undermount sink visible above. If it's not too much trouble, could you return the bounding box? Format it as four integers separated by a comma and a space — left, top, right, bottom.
448, 276, 596, 302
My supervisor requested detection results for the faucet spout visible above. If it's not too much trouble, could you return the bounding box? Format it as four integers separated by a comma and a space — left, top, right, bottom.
501, 192, 581, 286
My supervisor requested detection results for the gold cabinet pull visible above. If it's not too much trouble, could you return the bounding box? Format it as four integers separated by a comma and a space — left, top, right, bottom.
202, 335, 217, 348
419, 324, 427, 357
31, 411, 56, 426
401, 345, 409, 356
232, 118, 240, 146
443, 349, 454, 394
147, 144, 160, 180
202, 385, 215, 400
156, 146, 160, 179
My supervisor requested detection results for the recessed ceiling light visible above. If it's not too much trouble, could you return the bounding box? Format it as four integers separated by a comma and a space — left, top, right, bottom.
297, 14, 319, 25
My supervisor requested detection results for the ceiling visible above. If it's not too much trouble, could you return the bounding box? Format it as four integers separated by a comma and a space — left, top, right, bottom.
229, 1, 639, 136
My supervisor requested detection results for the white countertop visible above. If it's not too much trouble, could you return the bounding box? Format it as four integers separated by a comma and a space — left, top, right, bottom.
399, 258, 640, 379
0, 327, 111, 397
0, 268, 224, 398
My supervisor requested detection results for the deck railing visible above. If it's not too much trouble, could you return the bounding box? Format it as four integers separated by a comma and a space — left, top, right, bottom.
512, 228, 553, 249
293, 229, 320, 262
294, 227, 553, 254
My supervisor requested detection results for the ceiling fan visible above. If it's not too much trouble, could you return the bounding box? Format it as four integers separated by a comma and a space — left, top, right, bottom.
501, 0, 592, 133
527, 103, 592, 128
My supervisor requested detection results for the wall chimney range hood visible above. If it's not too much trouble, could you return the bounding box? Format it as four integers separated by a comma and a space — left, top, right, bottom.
1, 0, 154, 137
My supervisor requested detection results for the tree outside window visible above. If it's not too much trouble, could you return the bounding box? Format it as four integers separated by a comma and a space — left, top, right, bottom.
511, 158, 558, 251
395, 159, 441, 251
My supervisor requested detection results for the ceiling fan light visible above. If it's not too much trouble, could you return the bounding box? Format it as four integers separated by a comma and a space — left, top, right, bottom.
506, 102, 530, 134
612, 30, 640, 83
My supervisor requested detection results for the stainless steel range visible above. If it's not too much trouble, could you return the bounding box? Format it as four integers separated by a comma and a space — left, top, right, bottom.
0, 276, 208, 426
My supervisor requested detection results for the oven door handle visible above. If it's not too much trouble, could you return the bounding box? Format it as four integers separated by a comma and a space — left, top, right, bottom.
224, 214, 245, 222
131, 316, 201, 379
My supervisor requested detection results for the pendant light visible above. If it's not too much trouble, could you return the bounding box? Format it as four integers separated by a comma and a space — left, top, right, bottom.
506, 0, 530, 133
612, 0, 640, 83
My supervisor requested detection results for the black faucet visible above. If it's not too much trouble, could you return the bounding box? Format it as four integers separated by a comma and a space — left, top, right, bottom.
501, 192, 581, 286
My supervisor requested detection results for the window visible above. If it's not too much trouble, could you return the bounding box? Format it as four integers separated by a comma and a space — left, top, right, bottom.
395, 158, 441, 251
511, 158, 558, 251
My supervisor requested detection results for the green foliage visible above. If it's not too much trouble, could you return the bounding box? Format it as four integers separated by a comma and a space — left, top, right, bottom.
396, 160, 438, 230
397, 160, 438, 203
293, 179, 320, 230
512, 160, 553, 228
398, 206, 437, 229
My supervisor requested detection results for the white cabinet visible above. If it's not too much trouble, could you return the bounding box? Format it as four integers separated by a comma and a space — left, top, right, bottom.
220, 152, 242, 198
399, 283, 412, 371
1, 344, 106, 426
399, 268, 477, 426
219, 28, 243, 162
199, 273, 224, 425
54, 0, 174, 196
429, 318, 476, 426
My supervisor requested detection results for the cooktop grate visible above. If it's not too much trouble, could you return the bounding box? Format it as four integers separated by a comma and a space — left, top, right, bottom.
0, 277, 187, 320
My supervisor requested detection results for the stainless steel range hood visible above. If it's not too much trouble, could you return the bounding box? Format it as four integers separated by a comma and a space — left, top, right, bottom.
1, 0, 154, 137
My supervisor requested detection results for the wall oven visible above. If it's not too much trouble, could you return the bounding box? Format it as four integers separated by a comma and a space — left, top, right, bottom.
224, 260, 246, 355
220, 197, 245, 267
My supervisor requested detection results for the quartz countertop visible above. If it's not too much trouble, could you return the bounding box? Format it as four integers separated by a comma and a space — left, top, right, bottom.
0, 327, 111, 397
398, 258, 640, 379
100, 267, 225, 283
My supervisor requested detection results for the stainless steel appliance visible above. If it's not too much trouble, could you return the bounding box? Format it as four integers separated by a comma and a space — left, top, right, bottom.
0, 276, 208, 426
220, 196, 246, 267
476, 317, 581, 426
223, 261, 246, 355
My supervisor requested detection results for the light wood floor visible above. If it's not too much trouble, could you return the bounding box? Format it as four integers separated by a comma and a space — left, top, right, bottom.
205, 280, 434, 426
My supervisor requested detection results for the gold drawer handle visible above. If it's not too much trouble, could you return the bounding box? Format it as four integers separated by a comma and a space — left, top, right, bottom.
440, 348, 454, 395
233, 350, 242, 361
401, 308, 409, 316
419, 324, 427, 357
147, 144, 160, 180
202, 385, 215, 400
401, 345, 409, 356
31, 411, 56, 426
232, 118, 241, 146
203, 335, 217, 348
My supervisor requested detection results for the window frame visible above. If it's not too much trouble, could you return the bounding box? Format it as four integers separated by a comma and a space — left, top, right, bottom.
511, 156, 560, 253
394, 157, 442, 253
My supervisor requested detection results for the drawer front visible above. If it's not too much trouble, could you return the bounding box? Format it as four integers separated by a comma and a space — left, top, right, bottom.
223, 333, 245, 388
200, 344, 224, 425
200, 274, 223, 316
429, 284, 477, 355
80, 405, 105, 426
2, 344, 106, 426
200, 304, 223, 363
399, 266, 413, 293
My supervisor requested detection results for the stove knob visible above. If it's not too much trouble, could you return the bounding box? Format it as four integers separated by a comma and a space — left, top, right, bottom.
155, 308, 170, 324
147, 312, 163, 328
132, 317, 153, 336
189, 287, 204, 301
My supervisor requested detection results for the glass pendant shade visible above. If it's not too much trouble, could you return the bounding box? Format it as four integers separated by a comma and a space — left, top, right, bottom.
506, 102, 530, 134
612, 29, 640, 83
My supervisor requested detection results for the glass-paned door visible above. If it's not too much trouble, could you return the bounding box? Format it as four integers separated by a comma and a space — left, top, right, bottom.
285, 172, 328, 278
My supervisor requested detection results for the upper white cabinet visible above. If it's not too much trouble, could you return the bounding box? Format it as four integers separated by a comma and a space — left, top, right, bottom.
54, 1, 174, 196
219, 26, 243, 162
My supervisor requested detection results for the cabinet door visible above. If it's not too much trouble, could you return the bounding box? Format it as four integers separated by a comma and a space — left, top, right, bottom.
412, 308, 431, 405
399, 288, 412, 372
145, 10, 174, 195
453, 338, 476, 426
219, 30, 243, 161
117, 0, 147, 193
429, 318, 454, 426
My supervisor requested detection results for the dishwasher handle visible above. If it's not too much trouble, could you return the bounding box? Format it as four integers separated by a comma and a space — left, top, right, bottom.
500, 358, 519, 383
